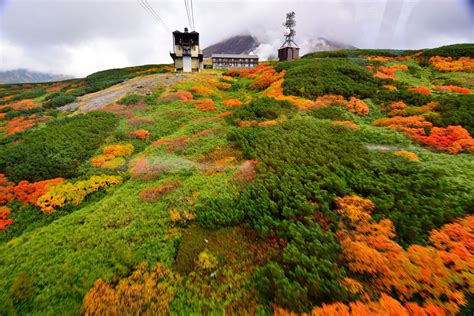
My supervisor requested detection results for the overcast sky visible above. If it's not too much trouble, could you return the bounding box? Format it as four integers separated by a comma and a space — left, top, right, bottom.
0, 0, 473, 77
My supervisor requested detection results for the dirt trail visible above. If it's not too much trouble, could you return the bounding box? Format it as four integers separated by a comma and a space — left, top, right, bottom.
60, 73, 188, 112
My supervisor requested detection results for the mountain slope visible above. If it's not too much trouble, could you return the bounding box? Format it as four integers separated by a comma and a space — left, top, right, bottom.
0, 45, 473, 315
0, 69, 72, 84
203, 35, 259, 58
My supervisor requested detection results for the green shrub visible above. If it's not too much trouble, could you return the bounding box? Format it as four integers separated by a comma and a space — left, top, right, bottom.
43, 93, 77, 109
276, 58, 381, 99
303, 49, 415, 59
225, 97, 296, 126
306, 106, 356, 121
117, 94, 141, 105
0, 111, 119, 182
254, 222, 346, 312
421, 43, 474, 58
5, 107, 45, 120
196, 195, 243, 229
11, 88, 46, 101
427, 94, 474, 134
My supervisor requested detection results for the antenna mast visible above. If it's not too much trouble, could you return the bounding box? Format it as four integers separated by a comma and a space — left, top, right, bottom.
281, 11, 297, 48
278, 11, 300, 61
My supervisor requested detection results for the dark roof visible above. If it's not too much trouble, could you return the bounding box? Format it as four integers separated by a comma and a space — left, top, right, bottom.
211, 54, 259, 59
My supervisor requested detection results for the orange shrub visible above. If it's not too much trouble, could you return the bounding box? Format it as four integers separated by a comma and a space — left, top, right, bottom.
384, 84, 397, 91
0, 206, 13, 231
313, 95, 347, 108
212, 156, 237, 169
129, 129, 150, 140
234, 160, 258, 183
5, 115, 48, 135
275, 293, 445, 316
103, 144, 135, 157
373, 115, 474, 153
127, 117, 155, 127
333, 121, 358, 129
167, 136, 188, 152
387, 101, 408, 116
194, 99, 217, 112
14, 178, 65, 205
394, 150, 419, 161
220, 75, 235, 82
408, 85, 431, 95
5, 99, 39, 111
263, 79, 314, 109
92, 144, 134, 169
222, 99, 242, 107
0, 174, 14, 206
373, 115, 433, 130
435, 85, 471, 95
217, 111, 233, 118
175, 90, 194, 101
191, 86, 213, 96
82, 262, 182, 315
152, 137, 173, 147
346, 97, 369, 116
335, 196, 473, 315
412, 125, 474, 154
139, 181, 181, 202
192, 128, 220, 139
215, 82, 231, 90
429, 56, 474, 72
36, 175, 122, 213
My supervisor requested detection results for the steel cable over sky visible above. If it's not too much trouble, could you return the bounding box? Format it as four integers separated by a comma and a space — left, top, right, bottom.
184, 0, 193, 31
137, 0, 170, 32
190, 0, 196, 31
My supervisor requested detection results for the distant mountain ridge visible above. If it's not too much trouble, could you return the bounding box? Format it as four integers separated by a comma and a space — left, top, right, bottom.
305, 37, 357, 52
0, 69, 72, 84
203, 35, 260, 58
203, 35, 356, 59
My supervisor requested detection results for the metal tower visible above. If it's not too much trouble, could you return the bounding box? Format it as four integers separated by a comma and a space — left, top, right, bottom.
281, 12, 297, 48
278, 12, 300, 61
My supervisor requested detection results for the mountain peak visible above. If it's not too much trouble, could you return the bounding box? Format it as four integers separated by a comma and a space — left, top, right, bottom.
203, 35, 260, 58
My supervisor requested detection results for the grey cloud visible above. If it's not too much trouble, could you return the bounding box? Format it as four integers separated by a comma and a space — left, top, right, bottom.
0, 0, 472, 77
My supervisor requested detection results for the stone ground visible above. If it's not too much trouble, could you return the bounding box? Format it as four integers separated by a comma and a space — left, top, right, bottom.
59, 73, 188, 112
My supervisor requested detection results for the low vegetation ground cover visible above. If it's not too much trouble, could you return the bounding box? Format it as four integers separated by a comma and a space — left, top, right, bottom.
0, 45, 473, 315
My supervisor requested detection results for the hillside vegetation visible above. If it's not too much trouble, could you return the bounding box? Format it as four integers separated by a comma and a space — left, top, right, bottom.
0, 45, 473, 315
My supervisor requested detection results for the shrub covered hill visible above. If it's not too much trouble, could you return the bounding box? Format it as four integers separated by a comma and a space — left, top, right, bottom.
0, 43, 473, 315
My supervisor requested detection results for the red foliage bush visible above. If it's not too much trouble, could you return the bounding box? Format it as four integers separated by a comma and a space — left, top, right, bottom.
234, 160, 258, 183
129, 129, 150, 140
127, 117, 155, 127
222, 99, 242, 107
0, 174, 14, 206
373, 115, 473, 153
0, 206, 13, 231
14, 178, 65, 205
175, 90, 194, 101
435, 85, 471, 95
139, 181, 181, 202
167, 136, 188, 152
334, 196, 474, 315
408, 85, 431, 95
412, 126, 474, 154
152, 137, 173, 147
130, 158, 174, 181
5, 115, 48, 135
194, 99, 217, 112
